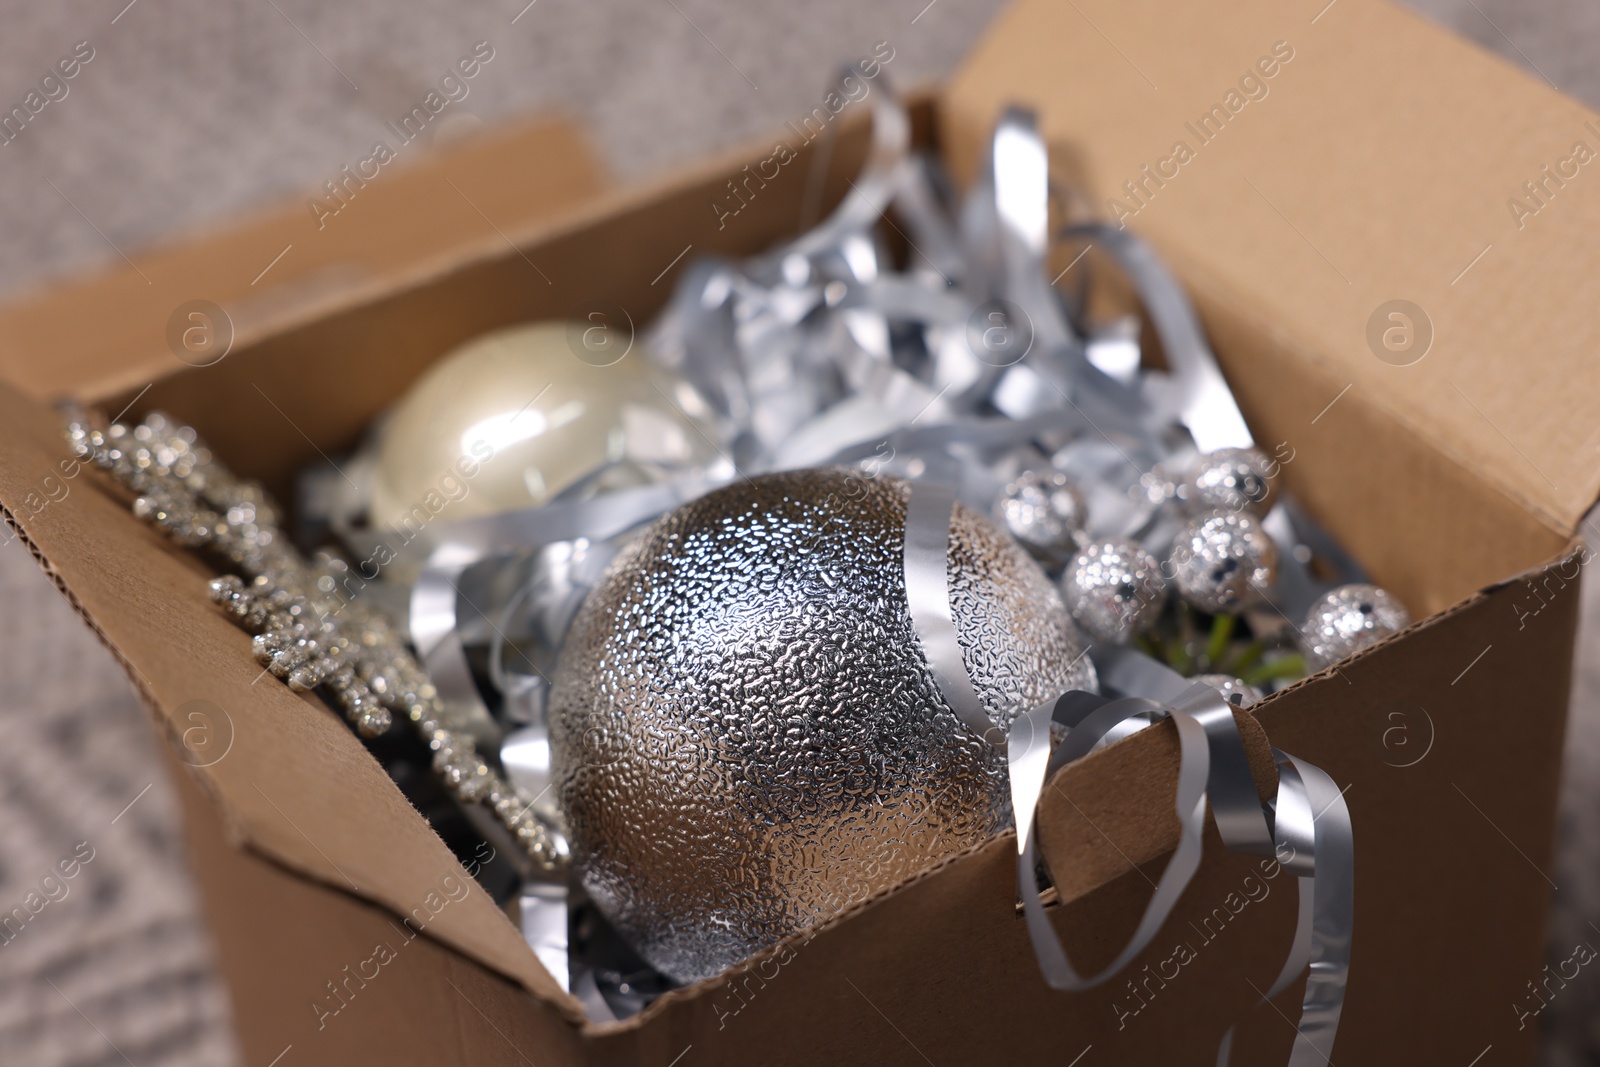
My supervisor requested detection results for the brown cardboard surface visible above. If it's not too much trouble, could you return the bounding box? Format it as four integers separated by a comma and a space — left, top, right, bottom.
0, 115, 606, 406
1183, 263, 1571, 618
0, 2, 1584, 1062
944, 0, 1600, 539
163, 732, 586, 1067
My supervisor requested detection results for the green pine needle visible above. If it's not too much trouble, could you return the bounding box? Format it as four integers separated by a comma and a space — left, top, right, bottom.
1242, 654, 1306, 688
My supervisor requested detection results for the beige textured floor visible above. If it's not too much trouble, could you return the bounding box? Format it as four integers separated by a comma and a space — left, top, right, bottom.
1, 1, 1598, 1064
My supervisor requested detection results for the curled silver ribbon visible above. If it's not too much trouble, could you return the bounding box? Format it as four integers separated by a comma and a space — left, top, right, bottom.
1018, 688, 1212, 989
901, 481, 1002, 747
1029, 664, 1352, 1063
1064, 222, 1253, 454
901, 489, 1352, 1063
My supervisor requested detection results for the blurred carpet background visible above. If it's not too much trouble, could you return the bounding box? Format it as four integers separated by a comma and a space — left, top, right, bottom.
0, 0, 1595, 1064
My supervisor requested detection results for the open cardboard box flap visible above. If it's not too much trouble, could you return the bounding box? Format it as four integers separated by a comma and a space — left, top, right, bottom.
0, 113, 612, 1019
0, 115, 605, 405
944, 0, 1600, 545
0, 2, 1588, 1057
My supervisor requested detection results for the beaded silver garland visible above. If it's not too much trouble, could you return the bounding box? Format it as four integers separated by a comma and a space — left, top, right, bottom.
994, 469, 1087, 554
1180, 447, 1276, 517
1170, 512, 1279, 614
1300, 583, 1410, 672
66, 411, 569, 877
1060, 539, 1167, 644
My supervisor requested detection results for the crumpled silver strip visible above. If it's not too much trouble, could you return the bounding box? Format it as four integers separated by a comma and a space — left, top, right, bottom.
786, 69, 910, 268
1049, 662, 1350, 1062
1016, 679, 1352, 1063
410, 543, 487, 726
1278, 752, 1353, 1065
1064, 223, 1254, 453
1093, 645, 1352, 1061
410, 480, 720, 729
1261, 504, 1323, 621
1171, 682, 1275, 858
409, 480, 717, 734
902, 480, 1212, 980
519, 881, 573, 997
985, 115, 1153, 442
1263, 499, 1377, 620
992, 110, 1076, 367
824, 409, 1091, 469
1214, 749, 1352, 1066
417, 479, 712, 559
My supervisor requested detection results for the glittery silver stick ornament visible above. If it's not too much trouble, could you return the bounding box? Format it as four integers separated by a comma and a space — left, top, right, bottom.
1301, 583, 1410, 671
1060, 539, 1167, 644
994, 469, 1087, 554
1170, 512, 1279, 614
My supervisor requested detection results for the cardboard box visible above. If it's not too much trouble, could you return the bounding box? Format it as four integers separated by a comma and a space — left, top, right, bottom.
0, 0, 1590, 1062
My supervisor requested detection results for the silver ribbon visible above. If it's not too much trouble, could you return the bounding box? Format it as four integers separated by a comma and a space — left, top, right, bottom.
409, 477, 728, 990
409, 477, 721, 712
901, 481, 1001, 747
901, 487, 1353, 1063
1032, 666, 1353, 1064
1018, 693, 1213, 988
1064, 223, 1253, 454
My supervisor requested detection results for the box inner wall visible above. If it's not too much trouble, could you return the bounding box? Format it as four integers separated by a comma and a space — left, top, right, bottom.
103, 100, 1560, 620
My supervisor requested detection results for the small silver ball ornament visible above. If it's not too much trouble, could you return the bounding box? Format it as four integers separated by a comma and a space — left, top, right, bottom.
1181, 448, 1276, 517
994, 469, 1086, 553
549, 468, 1095, 982
1170, 512, 1279, 614
1192, 673, 1265, 709
1300, 583, 1410, 671
1060, 539, 1167, 644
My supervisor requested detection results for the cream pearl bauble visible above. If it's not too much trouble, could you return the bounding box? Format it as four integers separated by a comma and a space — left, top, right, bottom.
368, 322, 719, 534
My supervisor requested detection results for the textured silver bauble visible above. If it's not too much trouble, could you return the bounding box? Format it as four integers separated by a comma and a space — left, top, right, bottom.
1170, 512, 1278, 614
1060, 539, 1167, 644
1181, 448, 1276, 518
1300, 583, 1410, 672
548, 468, 1094, 982
1192, 673, 1265, 709
994, 469, 1086, 553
